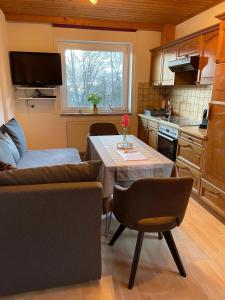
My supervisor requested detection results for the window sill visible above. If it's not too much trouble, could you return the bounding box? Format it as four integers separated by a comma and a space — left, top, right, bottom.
60, 112, 133, 116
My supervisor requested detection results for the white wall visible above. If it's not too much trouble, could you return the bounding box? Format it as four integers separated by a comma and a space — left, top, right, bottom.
176, 1, 225, 38
7, 22, 161, 150
0, 9, 14, 124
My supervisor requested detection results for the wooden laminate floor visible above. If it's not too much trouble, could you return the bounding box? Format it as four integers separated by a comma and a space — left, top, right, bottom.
2, 199, 225, 300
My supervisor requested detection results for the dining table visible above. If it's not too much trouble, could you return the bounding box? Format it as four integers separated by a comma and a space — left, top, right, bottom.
88, 135, 175, 212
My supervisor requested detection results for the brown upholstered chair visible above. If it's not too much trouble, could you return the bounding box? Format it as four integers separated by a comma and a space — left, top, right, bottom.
84, 122, 119, 161
109, 177, 193, 289
89, 122, 119, 136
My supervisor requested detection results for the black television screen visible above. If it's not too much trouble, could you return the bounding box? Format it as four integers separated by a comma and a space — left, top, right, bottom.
9, 51, 62, 86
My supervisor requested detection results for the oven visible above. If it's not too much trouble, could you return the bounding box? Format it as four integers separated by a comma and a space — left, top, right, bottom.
157, 123, 178, 162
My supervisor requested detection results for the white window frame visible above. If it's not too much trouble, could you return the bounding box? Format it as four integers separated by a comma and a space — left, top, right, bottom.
58, 40, 132, 114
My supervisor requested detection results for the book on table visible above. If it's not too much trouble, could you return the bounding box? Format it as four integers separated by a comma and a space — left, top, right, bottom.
117, 150, 147, 161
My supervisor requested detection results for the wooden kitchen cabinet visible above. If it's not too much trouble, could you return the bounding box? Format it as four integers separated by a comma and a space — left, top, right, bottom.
200, 179, 225, 218
177, 139, 204, 171
203, 104, 225, 192
198, 30, 219, 85
138, 117, 149, 144
148, 121, 158, 150
176, 160, 201, 195
138, 115, 159, 149
176, 128, 206, 196
216, 20, 225, 63
161, 48, 176, 85
150, 24, 219, 87
150, 51, 163, 86
177, 36, 201, 58
211, 63, 225, 101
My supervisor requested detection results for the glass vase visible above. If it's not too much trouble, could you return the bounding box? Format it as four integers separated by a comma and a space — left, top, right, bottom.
122, 127, 129, 147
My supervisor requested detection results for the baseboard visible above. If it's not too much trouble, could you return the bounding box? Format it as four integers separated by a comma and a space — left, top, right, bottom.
191, 192, 225, 225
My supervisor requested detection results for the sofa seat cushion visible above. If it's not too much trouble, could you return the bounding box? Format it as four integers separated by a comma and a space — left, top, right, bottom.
2, 118, 27, 157
17, 148, 81, 169
0, 161, 101, 186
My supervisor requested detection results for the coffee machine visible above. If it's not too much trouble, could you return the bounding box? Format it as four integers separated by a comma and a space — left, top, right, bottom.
199, 109, 208, 129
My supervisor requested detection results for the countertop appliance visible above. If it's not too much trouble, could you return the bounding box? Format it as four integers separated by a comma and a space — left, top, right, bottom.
144, 108, 167, 117
199, 109, 208, 129
168, 56, 199, 72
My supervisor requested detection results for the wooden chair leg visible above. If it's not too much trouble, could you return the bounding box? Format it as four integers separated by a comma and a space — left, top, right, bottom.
128, 231, 144, 289
109, 224, 126, 246
158, 232, 163, 240
163, 231, 186, 277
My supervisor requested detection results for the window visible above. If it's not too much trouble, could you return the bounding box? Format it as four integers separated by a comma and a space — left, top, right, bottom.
59, 41, 132, 113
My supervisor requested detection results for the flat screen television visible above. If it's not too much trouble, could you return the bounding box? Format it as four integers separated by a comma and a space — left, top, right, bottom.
9, 51, 63, 86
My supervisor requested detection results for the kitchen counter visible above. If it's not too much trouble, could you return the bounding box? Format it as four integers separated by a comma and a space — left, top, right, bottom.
138, 114, 161, 123
180, 126, 207, 139
138, 114, 208, 139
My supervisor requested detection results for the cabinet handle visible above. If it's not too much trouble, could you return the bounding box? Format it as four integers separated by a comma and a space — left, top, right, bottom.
205, 189, 221, 197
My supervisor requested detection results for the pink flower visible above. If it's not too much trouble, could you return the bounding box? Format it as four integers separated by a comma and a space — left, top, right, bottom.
121, 114, 130, 128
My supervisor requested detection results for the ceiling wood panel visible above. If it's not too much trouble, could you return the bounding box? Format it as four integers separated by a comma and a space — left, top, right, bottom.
0, 0, 224, 29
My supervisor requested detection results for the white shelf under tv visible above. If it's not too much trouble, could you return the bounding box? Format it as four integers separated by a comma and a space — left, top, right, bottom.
15, 87, 57, 90
18, 97, 56, 100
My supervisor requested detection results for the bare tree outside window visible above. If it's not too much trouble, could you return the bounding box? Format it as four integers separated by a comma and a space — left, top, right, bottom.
65, 49, 124, 108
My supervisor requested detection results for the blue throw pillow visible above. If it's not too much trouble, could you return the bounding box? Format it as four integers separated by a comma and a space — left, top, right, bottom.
0, 132, 20, 163
2, 118, 27, 157
0, 139, 16, 166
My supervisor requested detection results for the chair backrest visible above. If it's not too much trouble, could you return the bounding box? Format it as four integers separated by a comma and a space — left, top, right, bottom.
89, 123, 119, 136
113, 177, 193, 232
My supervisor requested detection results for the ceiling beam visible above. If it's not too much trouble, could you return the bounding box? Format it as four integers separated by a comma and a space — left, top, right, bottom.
5, 14, 163, 32
161, 24, 175, 45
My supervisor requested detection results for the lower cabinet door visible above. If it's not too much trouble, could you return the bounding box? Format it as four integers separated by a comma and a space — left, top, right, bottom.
138, 118, 148, 144
177, 139, 204, 171
176, 159, 201, 195
200, 179, 225, 218
148, 127, 158, 150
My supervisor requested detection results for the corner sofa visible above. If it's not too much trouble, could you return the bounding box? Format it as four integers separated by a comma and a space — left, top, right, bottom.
0, 118, 102, 296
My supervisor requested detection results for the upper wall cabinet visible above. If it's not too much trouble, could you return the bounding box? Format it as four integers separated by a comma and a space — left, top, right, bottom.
150, 25, 219, 86
150, 51, 163, 86
216, 20, 225, 63
177, 36, 201, 58
161, 48, 176, 85
211, 63, 225, 101
198, 30, 219, 85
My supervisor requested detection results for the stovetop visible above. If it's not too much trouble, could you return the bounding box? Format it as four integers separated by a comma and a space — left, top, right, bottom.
159, 116, 199, 127
158, 117, 199, 139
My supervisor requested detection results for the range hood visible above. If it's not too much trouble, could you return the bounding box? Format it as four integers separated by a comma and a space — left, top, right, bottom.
168, 56, 199, 72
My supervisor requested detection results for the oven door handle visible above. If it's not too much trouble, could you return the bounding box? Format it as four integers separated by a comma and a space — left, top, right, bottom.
158, 132, 176, 142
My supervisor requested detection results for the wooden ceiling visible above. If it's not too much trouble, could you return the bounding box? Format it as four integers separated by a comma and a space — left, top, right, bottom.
0, 0, 224, 30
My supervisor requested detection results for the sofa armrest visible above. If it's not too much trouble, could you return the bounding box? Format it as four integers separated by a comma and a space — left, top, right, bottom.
0, 182, 102, 296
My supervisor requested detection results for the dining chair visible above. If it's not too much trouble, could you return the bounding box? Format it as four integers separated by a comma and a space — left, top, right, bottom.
109, 177, 193, 289
89, 122, 119, 136
84, 122, 119, 161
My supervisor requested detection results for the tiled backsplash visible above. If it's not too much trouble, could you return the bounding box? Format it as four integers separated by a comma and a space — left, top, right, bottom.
137, 83, 166, 113
137, 83, 212, 122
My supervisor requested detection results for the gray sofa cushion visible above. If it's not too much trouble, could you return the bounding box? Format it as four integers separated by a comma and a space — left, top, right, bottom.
2, 118, 27, 157
17, 148, 81, 169
0, 140, 16, 166
0, 161, 102, 186
0, 132, 20, 163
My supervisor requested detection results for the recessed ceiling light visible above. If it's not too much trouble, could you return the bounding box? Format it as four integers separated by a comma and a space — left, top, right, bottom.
89, 0, 98, 4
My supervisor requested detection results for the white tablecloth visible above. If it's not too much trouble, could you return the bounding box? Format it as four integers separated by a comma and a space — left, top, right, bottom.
89, 135, 175, 199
